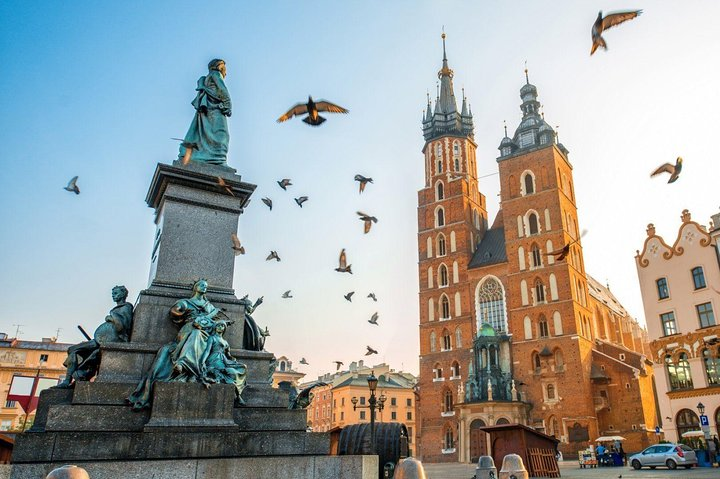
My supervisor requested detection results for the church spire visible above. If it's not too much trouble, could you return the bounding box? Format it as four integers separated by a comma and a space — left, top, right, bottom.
437, 32, 457, 115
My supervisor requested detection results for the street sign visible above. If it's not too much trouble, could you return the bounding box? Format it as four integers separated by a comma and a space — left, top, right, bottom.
700, 415, 709, 427
655, 426, 660, 434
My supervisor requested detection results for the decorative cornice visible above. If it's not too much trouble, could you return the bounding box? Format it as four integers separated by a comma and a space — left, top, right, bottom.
667, 386, 720, 400
636, 210, 713, 268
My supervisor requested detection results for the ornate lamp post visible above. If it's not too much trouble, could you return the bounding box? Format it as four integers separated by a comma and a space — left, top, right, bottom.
696, 402, 705, 415
351, 371, 386, 453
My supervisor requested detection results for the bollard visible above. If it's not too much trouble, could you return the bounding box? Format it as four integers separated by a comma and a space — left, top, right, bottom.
394, 457, 428, 479
46, 465, 90, 479
498, 454, 528, 479
475, 455, 497, 479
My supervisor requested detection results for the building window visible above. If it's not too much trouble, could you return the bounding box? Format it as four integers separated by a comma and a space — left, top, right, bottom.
360, 411, 366, 420
519, 131, 534, 148
4, 400, 16, 408
407, 398, 412, 407
441, 295, 450, 319
439, 264, 449, 287
407, 411, 412, 420
444, 428, 454, 449
436, 182, 444, 201
676, 409, 700, 438
340, 411, 344, 420
692, 267, 706, 290
539, 317, 549, 338
436, 208, 445, 227
341, 397, 345, 406
523, 172, 535, 195
455, 327, 462, 348
703, 348, 720, 385
39, 354, 49, 362
434, 364, 443, 379
666, 353, 693, 390
437, 234, 446, 256
660, 312, 677, 336
0, 420, 10, 431
697, 302, 716, 328
475, 277, 508, 333
408, 427, 413, 442
546, 384, 556, 400
532, 352, 541, 372
430, 331, 437, 352
442, 330, 452, 351
531, 244, 542, 267
454, 157, 460, 172
360, 397, 366, 405
535, 280, 546, 303
528, 213, 539, 235
444, 390, 454, 412
656, 278, 669, 300
391, 412, 397, 420
453, 142, 460, 156
391, 397, 397, 406
450, 361, 460, 377
502, 147, 511, 156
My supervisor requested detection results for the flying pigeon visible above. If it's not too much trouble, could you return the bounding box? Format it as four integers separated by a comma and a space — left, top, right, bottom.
277, 179, 292, 190
266, 251, 281, 262
281, 290, 293, 299
334, 361, 344, 371
344, 291, 355, 302
650, 157, 683, 184
547, 229, 588, 261
335, 249, 352, 274
354, 174, 373, 193
295, 196, 309, 207
591, 10, 642, 55
357, 211, 378, 234
368, 312, 379, 325
365, 346, 378, 356
64, 176, 80, 195
367, 293, 377, 302
262, 197, 273, 210
231, 233, 245, 255
216, 176, 234, 196
299, 358, 309, 365
277, 96, 349, 127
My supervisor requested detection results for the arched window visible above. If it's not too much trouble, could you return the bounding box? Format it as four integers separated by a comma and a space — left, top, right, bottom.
518, 246, 526, 270
554, 349, 564, 370
452, 262, 459, 283
520, 280, 529, 306
436, 144, 443, 174
495, 417, 510, 425
532, 352, 541, 371
434, 363, 443, 379
455, 327, 462, 348
441, 295, 450, 319
538, 316, 549, 338
475, 277, 508, 333
666, 353, 693, 390
428, 298, 435, 322
430, 331, 437, 352
451, 361, 460, 378
454, 157, 460, 172
436, 207, 445, 227
524, 316, 533, 339
546, 384, 556, 400
531, 244, 542, 268
279, 361, 287, 371
450, 231, 457, 252
528, 213, 539, 235
444, 389, 454, 412
436, 181, 445, 201
549, 274, 558, 301
444, 426, 455, 449
553, 311, 563, 336
534, 279, 546, 303
442, 329, 452, 351
703, 348, 720, 385
437, 234, 446, 256
489, 346, 498, 367
426, 236, 433, 258
676, 409, 700, 438
523, 172, 535, 195
439, 264, 449, 287
453, 141, 460, 157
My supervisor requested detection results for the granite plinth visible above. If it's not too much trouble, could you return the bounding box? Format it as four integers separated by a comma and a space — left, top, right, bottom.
144, 382, 237, 430
10, 455, 378, 479
28, 388, 73, 432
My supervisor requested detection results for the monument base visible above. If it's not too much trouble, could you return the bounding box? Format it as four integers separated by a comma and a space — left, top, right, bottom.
10, 455, 379, 479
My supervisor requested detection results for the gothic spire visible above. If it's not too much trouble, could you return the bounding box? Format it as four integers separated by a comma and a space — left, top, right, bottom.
437, 32, 457, 115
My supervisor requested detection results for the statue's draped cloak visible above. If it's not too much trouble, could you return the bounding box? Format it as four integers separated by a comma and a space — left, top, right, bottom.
178, 70, 232, 165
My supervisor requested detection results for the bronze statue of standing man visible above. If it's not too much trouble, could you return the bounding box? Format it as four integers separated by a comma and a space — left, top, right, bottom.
179, 59, 232, 166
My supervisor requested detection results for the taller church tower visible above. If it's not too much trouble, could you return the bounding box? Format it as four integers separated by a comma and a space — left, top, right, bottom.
416, 34, 489, 463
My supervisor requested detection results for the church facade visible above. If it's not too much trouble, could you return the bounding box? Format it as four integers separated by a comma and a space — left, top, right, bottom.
416, 36, 658, 463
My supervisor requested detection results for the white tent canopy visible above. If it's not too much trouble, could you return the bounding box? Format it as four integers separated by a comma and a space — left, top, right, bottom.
595, 436, 626, 442
681, 430, 706, 438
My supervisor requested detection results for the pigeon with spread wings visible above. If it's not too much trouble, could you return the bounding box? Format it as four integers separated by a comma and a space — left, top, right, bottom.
368, 312, 379, 326
365, 346, 378, 356
277, 96, 349, 127
334, 361, 344, 371
281, 290, 293, 299
262, 197, 273, 210
591, 10, 642, 55
650, 157, 683, 184
357, 211, 378, 234
266, 251, 281, 262
64, 176, 80, 195
344, 291, 355, 302
354, 174, 373, 193
547, 229, 588, 261
335, 249, 352, 274
231, 233, 245, 256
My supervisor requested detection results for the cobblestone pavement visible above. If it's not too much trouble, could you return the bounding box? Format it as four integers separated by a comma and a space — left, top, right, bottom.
423, 461, 720, 479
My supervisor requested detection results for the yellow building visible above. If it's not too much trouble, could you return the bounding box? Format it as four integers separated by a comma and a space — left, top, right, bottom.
0, 334, 70, 431
271, 356, 306, 388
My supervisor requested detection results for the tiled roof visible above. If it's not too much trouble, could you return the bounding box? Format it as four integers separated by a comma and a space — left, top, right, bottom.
468, 228, 507, 268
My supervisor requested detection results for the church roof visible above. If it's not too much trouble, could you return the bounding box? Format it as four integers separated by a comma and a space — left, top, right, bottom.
468, 227, 507, 269
586, 275, 628, 317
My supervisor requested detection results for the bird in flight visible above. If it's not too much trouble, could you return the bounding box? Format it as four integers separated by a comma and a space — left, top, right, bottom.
650, 157, 683, 183
64, 176, 80, 195
367, 293, 377, 302
365, 346, 378, 356
357, 211, 378, 234
277, 96, 349, 127
344, 291, 355, 302
277, 179, 292, 190
231, 233, 245, 255
262, 197, 273, 210
281, 290, 293, 299
295, 196, 309, 208
266, 251, 281, 262
335, 249, 352, 274
591, 9, 642, 55
368, 312, 379, 326
547, 229, 588, 261
299, 358, 309, 365
216, 177, 234, 196
354, 174, 373, 193
334, 361, 344, 371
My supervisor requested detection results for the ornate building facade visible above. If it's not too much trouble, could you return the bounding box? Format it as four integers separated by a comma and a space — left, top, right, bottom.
417, 35, 657, 462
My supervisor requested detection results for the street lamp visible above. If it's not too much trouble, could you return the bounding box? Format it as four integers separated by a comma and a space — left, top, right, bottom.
351, 371, 386, 454
696, 402, 705, 415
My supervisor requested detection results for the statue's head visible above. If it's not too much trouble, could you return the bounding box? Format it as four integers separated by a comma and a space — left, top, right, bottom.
214, 319, 234, 335
192, 279, 209, 294
208, 59, 226, 78
239, 294, 251, 305
111, 285, 128, 303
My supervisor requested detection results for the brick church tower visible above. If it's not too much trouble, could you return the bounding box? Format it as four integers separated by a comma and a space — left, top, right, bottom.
416, 34, 489, 462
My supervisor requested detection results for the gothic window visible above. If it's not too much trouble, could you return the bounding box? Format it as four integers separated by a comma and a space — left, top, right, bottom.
451, 361, 460, 378
444, 389, 454, 412
518, 246, 526, 270
554, 349, 564, 370
475, 277, 508, 333
454, 157, 460, 172
553, 311, 563, 335
441, 295, 450, 319
696, 302, 715, 328
660, 311, 677, 336
535, 279, 546, 304
434, 363, 443, 379
437, 234, 446, 256
436, 181, 444, 201
666, 353, 693, 390
546, 384, 556, 400
436, 207, 445, 227
692, 267, 706, 290
444, 426, 454, 449
453, 142, 460, 156
442, 329, 451, 351
531, 244, 542, 267
439, 264, 449, 287
703, 348, 720, 385
428, 298, 435, 321
676, 409, 700, 438
532, 352, 541, 371
436, 144, 443, 174
522, 172, 535, 195
538, 316, 549, 338
489, 346, 498, 367
430, 331, 437, 352
524, 316, 532, 339
528, 213, 539, 235
279, 361, 286, 372
455, 327, 462, 348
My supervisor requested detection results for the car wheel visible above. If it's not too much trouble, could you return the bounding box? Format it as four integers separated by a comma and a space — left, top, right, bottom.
631, 460, 642, 470
666, 459, 677, 470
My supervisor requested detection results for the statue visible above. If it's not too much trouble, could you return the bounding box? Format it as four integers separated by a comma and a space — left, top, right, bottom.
128, 279, 247, 410
240, 295, 267, 351
278, 381, 327, 410
56, 286, 133, 388
178, 59, 232, 166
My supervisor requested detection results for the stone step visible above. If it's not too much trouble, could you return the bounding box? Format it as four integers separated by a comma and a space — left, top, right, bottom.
13, 430, 331, 463
45, 404, 150, 432
233, 407, 307, 431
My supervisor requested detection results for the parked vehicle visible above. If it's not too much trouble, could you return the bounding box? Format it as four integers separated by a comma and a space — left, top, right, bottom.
629, 443, 697, 470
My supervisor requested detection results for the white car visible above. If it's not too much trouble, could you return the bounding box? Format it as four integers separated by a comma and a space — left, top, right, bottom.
629, 443, 697, 470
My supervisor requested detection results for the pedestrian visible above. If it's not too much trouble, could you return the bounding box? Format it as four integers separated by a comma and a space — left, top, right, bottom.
708, 436, 718, 467
618, 443, 626, 466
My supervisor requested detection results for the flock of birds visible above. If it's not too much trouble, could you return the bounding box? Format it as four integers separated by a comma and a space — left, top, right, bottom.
60, 9, 688, 379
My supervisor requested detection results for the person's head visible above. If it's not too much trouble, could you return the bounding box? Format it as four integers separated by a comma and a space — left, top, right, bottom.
208, 59, 226, 78
111, 285, 128, 303
193, 279, 208, 294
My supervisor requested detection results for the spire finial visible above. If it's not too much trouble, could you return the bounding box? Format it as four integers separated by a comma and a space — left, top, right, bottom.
524, 60, 529, 84
442, 27, 447, 61
462, 86, 465, 100
503, 120, 508, 137
555, 125, 560, 143
436, 81, 440, 100
426, 90, 431, 105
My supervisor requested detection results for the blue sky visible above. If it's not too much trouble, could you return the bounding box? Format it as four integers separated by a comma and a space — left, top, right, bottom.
1, 1, 719, 379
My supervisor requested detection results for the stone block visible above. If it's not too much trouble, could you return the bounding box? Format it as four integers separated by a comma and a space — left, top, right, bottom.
145, 382, 237, 430
45, 405, 149, 432
304, 432, 331, 455
95, 342, 156, 383
71, 381, 135, 405
11, 433, 57, 463
242, 384, 289, 408
28, 388, 73, 432
233, 407, 306, 431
